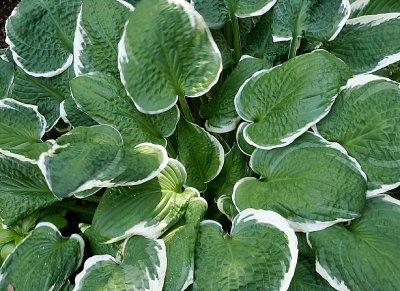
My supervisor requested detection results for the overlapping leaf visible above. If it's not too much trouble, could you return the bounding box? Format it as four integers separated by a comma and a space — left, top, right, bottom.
0, 49, 14, 99
234, 132, 367, 232
119, 0, 222, 114
351, 0, 400, 18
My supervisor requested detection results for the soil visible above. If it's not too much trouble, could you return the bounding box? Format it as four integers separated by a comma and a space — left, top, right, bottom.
1, 0, 20, 48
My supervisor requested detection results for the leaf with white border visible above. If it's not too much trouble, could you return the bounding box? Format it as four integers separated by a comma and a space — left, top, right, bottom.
0, 49, 14, 99
60, 96, 98, 128
234, 132, 367, 232
118, 0, 222, 114
193, 209, 298, 290
308, 195, 400, 291
73, 235, 166, 291
351, 0, 400, 18
236, 122, 255, 156
38, 125, 168, 199
80, 224, 121, 257
0, 223, 84, 290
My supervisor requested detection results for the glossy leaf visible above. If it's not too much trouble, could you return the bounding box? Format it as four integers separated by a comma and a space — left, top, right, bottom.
235, 50, 351, 150
74, 0, 134, 77
0, 223, 84, 290
119, 0, 222, 114
351, 0, 400, 18
316, 75, 400, 196
193, 209, 298, 290
92, 159, 199, 243
5, 0, 80, 77
308, 195, 400, 291
38, 125, 168, 198
74, 236, 166, 291
70, 73, 179, 147
234, 132, 367, 232
176, 118, 224, 191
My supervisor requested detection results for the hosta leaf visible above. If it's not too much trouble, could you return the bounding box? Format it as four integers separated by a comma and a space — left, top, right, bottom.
0, 49, 14, 99
234, 132, 367, 232
271, 0, 350, 44
308, 195, 400, 291
204, 56, 272, 133
79, 224, 121, 257
162, 197, 207, 291
176, 118, 224, 191
317, 75, 400, 196
211, 30, 234, 69
193, 209, 298, 290
351, 0, 400, 18
236, 122, 255, 156
5, 0, 80, 77
288, 257, 335, 291
0, 98, 51, 163
92, 159, 199, 243
38, 125, 168, 198
74, 0, 134, 77
216, 195, 238, 221
234, 50, 351, 150
60, 96, 98, 128
0, 223, 84, 290
10, 66, 74, 131
192, 0, 276, 29
118, 0, 222, 114
70, 73, 179, 147
74, 236, 167, 291
324, 14, 400, 74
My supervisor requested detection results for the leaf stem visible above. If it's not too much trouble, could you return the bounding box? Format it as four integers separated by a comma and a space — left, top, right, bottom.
54, 201, 95, 216
230, 12, 241, 64
289, 35, 299, 59
179, 94, 194, 123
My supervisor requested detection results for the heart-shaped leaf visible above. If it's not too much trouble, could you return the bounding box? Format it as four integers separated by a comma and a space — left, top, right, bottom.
351, 0, 400, 18
0, 155, 57, 226
0, 223, 84, 290
308, 195, 400, 291
74, 0, 134, 77
193, 208, 298, 290
38, 125, 168, 198
324, 14, 400, 74
162, 197, 207, 291
176, 118, 224, 191
234, 132, 367, 232
5, 0, 80, 77
70, 72, 179, 147
204, 56, 271, 133
234, 50, 351, 150
271, 0, 351, 44
119, 0, 222, 114
92, 159, 199, 243
74, 235, 166, 291
316, 75, 400, 196
0, 98, 51, 163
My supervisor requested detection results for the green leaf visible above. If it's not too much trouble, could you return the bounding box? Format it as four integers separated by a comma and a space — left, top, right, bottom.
70, 73, 179, 147
80, 224, 121, 257
193, 209, 298, 290
192, 0, 276, 29
0, 49, 14, 99
162, 197, 207, 291
38, 125, 168, 198
271, 0, 350, 44
176, 118, 224, 191
5, 0, 80, 77
236, 122, 255, 156
74, 235, 166, 290
204, 56, 272, 133
74, 0, 134, 77
38, 214, 68, 229
324, 14, 400, 74
351, 0, 400, 18
10, 66, 74, 131
0, 223, 84, 290
0, 98, 51, 163
0, 243, 15, 261
60, 96, 98, 128
118, 0, 222, 114
234, 132, 367, 232
288, 257, 335, 291
234, 50, 351, 150
211, 29, 234, 69
316, 75, 400, 196
308, 195, 400, 291
0, 230, 18, 244
92, 159, 199, 243
216, 195, 238, 221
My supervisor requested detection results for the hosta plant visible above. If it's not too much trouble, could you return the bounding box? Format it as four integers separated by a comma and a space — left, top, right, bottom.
1, 0, 400, 290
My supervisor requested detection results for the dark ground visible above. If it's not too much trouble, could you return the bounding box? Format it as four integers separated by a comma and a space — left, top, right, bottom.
1, 0, 20, 48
